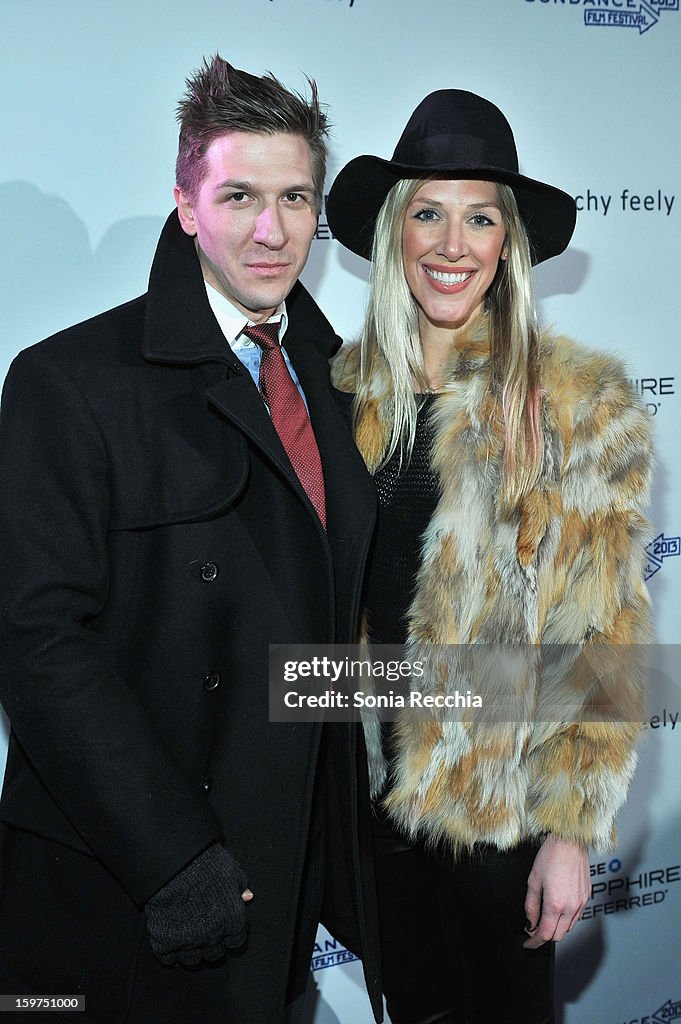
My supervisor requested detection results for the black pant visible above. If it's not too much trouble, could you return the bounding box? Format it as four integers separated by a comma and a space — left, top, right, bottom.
373, 809, 554, 1024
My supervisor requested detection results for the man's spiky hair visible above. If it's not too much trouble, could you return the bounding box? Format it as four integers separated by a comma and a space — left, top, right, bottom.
176, 55, 330, 207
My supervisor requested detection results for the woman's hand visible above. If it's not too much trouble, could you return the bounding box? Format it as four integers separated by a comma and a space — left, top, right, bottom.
523, 835, 590, 948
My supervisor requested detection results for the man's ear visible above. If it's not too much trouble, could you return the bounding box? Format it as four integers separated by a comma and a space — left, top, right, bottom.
174, 187, 197, 237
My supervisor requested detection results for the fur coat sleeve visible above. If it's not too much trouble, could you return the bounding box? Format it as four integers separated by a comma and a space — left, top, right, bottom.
333, 328, 653, 854
517, 334, 652, 851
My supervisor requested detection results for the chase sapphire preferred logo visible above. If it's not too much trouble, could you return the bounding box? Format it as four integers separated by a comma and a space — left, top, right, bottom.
587, 858, 680, 918
525, 0, 678, 34
629, 376, 675, 417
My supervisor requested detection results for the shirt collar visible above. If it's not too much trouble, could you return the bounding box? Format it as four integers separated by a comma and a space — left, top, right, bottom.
204, 281, 288, 346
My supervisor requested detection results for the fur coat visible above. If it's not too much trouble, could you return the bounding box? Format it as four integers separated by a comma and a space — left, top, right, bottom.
332, 318, 653, 854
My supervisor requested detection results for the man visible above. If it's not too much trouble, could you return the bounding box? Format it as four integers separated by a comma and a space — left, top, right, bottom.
0, 57, 381, 1024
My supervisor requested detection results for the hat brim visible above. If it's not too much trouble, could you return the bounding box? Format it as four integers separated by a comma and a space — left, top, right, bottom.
326, 154, 576, 265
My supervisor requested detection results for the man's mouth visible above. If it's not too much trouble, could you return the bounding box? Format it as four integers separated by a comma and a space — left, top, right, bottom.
246, 263, 291, 275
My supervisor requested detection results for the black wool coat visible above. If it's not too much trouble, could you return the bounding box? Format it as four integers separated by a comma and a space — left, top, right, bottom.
0, 213, 382, 1023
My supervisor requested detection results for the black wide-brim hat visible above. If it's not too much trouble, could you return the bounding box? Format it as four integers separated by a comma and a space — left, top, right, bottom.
326, 90, 576, 265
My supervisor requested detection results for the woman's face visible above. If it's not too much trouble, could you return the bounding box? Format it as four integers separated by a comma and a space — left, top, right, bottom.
401, 178, 507, 343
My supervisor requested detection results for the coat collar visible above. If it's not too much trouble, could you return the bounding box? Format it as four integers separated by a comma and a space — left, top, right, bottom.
142, 211, 234, 366
140, 211, 373, 552
142, 211, 340, 368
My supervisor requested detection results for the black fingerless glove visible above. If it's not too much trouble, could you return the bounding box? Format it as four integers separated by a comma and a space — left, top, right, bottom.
144, 843, 249, 966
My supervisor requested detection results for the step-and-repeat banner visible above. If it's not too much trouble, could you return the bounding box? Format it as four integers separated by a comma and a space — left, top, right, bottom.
1, 3, 678, 1022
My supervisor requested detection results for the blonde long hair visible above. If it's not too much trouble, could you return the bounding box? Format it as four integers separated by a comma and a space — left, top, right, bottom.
353, 176, 543, 510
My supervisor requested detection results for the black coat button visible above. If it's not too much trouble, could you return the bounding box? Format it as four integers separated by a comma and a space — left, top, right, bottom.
203, 672, 221, 691
201, 777, 213, 794
200, 562, 219, 582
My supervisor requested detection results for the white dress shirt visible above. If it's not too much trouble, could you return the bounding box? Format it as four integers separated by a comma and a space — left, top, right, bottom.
204, 282, 308, 409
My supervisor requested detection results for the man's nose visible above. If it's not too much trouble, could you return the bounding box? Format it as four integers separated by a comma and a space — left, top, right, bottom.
252, 205, 286, 248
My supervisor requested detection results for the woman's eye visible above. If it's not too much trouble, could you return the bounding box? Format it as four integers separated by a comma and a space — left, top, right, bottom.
470, 212, 494, 227
414, 208, 439, 223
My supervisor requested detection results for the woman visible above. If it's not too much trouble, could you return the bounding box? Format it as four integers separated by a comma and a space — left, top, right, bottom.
327, 91, 652, 1024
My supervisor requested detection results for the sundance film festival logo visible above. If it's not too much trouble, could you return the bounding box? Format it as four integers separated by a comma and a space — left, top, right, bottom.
652, 999, 681, 1023
613, 995, 681, 1023
311, 935, 359, 971
645, 533, 680, 581
525, 0, 678, 34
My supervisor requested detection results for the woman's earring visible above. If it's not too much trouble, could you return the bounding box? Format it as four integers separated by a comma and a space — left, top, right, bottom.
501, 249, 509, 260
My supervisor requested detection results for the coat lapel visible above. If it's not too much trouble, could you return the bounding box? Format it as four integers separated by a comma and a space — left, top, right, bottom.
142, 213, 318, 515
141, 212, 375, 558
202, 368, 314, 512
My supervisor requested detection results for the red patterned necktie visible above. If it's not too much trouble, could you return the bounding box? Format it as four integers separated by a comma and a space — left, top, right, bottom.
243, 322, 326, 529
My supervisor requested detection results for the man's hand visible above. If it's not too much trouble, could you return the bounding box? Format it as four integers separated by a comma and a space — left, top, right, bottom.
145, 843, 253, 965
523, 835, 590, 948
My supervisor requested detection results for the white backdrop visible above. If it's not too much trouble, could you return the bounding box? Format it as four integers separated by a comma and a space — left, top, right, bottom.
1, 2, 679, 1022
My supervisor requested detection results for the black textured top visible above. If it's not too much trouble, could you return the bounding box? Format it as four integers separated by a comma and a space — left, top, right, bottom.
363, 396, 440, 646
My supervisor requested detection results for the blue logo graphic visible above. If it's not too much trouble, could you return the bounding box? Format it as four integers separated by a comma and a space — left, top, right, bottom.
526, 0, 678, 34
311, 937, 360, 971
645, 533, 680, 581
652, 998, 681, 1023
585, 0, 675, 33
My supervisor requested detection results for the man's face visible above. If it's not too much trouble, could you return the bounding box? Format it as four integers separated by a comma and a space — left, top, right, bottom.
175, 131, 319, 323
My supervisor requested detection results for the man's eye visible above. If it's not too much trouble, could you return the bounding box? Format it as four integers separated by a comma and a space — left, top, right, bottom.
284, 192, 305, 203
226, 192, 248, 203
